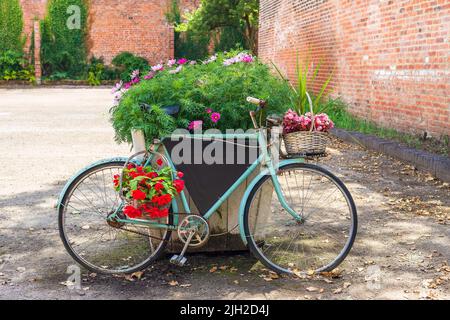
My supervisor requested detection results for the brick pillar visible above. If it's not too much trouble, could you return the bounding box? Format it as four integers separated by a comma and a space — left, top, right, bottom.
33, 20, 42, 85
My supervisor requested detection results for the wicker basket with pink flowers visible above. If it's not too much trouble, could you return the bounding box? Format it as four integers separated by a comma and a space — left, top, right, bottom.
282, 92, 334, 156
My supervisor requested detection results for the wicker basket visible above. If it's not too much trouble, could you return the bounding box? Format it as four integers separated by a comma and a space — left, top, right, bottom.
283, 92, 329, 156
283, 130, 329, 155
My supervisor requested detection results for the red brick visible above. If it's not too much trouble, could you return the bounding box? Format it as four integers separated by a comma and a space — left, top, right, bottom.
259, 0, 450, 137
20, 0, 199, 65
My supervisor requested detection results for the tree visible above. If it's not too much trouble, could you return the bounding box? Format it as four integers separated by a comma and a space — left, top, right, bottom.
184, 0, 259, 54
0, 0, 25, 54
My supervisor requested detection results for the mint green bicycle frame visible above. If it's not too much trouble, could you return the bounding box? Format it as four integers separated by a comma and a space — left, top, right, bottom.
58, 130, 304, 245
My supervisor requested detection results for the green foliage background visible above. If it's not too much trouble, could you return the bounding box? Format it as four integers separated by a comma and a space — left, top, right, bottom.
111, 52, 150, 82
111, 51, 293, 144
40, 0, 88, 78
0, 0, 25, 54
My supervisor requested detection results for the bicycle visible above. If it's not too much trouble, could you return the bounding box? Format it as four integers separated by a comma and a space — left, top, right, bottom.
57, 97, 357, 275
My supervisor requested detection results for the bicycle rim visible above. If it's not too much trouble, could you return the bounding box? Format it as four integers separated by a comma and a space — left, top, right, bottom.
244, 163, 357, 274
59, 162, 171, 274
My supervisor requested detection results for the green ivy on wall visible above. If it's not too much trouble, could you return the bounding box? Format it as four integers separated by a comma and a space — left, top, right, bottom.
0, 0, 25, 54
40, 0, 88, 78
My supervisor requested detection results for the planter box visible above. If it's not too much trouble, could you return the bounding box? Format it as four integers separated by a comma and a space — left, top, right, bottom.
131, 130, 274, 252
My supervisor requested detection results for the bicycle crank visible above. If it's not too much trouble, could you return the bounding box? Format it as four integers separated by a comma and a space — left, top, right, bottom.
170, 215, 210, 267
177, 215, 210, 248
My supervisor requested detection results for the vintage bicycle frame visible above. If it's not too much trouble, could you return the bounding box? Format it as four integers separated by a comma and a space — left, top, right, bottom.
57, 130, 304, 245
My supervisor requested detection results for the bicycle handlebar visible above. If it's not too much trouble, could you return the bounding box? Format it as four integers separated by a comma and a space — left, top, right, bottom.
246, 97, 267, 108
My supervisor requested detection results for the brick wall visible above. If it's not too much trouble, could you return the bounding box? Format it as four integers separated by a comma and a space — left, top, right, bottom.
19, 0, 199, 66
19, 0, 47, 49
259, 0, 450, 137
88, 0, 174, 64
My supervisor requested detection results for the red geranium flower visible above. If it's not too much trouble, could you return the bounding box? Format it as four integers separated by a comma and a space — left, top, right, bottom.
131, 189, 147, 200
123, 205, 142, 218
156, 158, 163, 166
145, 206, 169, 219
147, 172, 158, 179
113, 174, 120, 187
177, 171, 184, 178
154, 194, 172, 206
127, 163, 136, 170
173, 179, 185, 193
154, 182, 164, 192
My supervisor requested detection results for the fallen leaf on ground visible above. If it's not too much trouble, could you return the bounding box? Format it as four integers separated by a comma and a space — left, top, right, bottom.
168, 280, 179, 286
320, 269, 343, 278
209, 266, 218, 273
306, 286, 319, 292
333, 288, 343, 294
343, 282, 352, 289
124, 271, 144, 281
268, 272, 279, 279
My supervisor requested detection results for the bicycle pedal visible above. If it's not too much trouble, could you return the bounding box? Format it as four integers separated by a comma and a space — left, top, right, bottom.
170, 255, 187, 267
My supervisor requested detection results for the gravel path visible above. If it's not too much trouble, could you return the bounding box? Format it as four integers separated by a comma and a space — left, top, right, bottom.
0, 88, 448, 300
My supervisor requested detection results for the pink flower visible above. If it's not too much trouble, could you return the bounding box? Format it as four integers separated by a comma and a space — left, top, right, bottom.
144, 71, 155, 80
123, 82, 132, 90
240, 54, 254, 63
167, 59, 177, 67
188, 120, 203, 130
211, 112, 221, 123
178, 58, 188, 65
206, 108, 212, 114
151, 64, 164, 72
130, 69, 140, 80
131, 77, 140, 84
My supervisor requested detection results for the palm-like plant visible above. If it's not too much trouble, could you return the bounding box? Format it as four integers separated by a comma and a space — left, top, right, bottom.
272, 51, 333, 115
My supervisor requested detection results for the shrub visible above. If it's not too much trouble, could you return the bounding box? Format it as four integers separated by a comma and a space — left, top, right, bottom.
40, 0, 88, 78
110, 51, 293, 144
0, 0, 25, 54
112, 52, 150, 82
86, 56, 119, 85
0, 50, 35, 82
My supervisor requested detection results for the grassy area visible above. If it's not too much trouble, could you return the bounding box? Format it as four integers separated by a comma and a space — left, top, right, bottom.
323, 99, 449, 157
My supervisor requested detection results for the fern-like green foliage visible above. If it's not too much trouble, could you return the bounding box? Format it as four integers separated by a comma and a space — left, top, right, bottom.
110, 51, 293, 144
40, 0, 88, 78
0, 0, 25, 54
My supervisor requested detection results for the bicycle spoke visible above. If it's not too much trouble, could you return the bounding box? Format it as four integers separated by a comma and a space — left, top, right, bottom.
246, 164, 356, 273
60, 163, 170, 274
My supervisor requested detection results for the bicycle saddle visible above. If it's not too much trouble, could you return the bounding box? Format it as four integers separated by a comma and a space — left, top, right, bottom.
140, 103, 180, 117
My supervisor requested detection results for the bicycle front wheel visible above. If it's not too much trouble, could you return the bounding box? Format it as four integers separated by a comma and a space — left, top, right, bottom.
58, 160, 172, 274
243, 163, 357, 274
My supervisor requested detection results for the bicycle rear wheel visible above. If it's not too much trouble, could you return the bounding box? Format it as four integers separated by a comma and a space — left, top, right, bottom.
58, 160, 172, 274
243, 163, 357, 274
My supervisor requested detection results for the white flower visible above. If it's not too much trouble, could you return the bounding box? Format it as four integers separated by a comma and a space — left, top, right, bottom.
167, 59, 177, 67
111, 81, 123, 93
151, 64, 164, 72
169, 65, 183, 74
